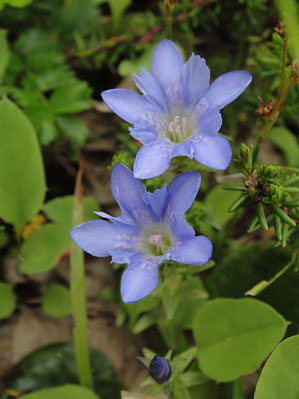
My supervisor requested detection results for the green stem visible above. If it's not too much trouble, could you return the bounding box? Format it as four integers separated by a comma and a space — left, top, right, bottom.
164, 0, 174, 40
253, 37, 297, 162
245, 250, 298, 296
70, 157, 93, 389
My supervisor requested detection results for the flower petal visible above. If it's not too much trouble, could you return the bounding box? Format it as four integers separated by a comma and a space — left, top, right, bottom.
166, 171, 201, 215
204, 70, 252, 110
172, 140, 194, 158
170, 235, 213, 265
130, 126, 158, 145
132, 67, 167, 111
101, 89, 149, 124
143, 185, 168, 219
151, 39, 183, 94
93, 211, 136, 227
111, 163, 154, 222
171, 217, 195, 239
192, 134, 232, 170
120, 254, 160, 303
70, 219, 138, 257
183, 53, 210, 107
133, 141, 174, 179
197, 109, 222, 135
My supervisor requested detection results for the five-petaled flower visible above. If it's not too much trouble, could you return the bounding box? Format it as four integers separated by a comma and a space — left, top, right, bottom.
70, 163, 212, 303
102, 39, 252, 179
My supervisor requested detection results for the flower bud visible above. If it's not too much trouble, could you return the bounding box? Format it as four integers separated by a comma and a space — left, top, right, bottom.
149, 356, 171, 384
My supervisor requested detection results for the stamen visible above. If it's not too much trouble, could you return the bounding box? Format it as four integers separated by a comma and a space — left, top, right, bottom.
166, 114, 195, 143
147, 233, 171, 256
148, 234, 163, 246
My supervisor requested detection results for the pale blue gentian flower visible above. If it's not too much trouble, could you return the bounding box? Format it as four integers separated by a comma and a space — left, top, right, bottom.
102, 39, 252, 179
70, 163, 212, 303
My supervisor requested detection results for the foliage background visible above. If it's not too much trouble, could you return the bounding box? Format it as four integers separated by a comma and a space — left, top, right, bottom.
0, 1, 298, 398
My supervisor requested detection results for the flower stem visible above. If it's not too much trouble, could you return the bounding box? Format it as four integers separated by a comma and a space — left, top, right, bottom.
70, 156, 93, 389
245, 250, 298, 296
164, 0, 174, 40
253, 36, 297, 162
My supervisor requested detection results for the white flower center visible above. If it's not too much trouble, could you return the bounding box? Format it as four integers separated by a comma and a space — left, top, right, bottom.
137, 222, 173, 257
157, 109, 198, 143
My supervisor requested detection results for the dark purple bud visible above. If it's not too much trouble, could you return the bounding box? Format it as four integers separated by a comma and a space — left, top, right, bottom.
149, 355, 171, 384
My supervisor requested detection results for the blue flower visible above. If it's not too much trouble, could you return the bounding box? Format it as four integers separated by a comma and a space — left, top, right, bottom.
70, 163, 212, 303
149, 356, 171, 384
102, 39, 252, 179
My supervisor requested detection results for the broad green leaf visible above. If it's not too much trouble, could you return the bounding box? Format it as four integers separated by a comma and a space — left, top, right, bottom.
20, 385, 100, 399
193, 298, 287, 382
0, 0, 32, 9
205, 186, 241, 225
0, 30, 9, 79
254, 335, 299, 399
0, 98, 46, 233
43, 195, 99, 227
0, 282, 16, 319
267, 127, 299, 167
8, 342, 121, 399
42, 284, 71, 317
19, 224, 70, 273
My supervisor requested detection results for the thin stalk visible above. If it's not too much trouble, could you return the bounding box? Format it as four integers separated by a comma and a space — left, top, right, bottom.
164, 0, 174, 40
253, 37, 297, 161
245, 250, 298, 296
70, 157, 93, 389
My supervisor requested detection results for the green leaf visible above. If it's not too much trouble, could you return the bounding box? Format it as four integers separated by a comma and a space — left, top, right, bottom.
0, 30, 9, 79
42, 284, 71, 318
0, 282, 16, 319
172, 347, 197, 376
254, 335, 299, 399
8, 342, 120, 399
49, 80, 92, 114
19, 385, 100, 399
108, 0, 132, 29
0, 228, 9, 249
267, 127, 299, 167
19, 224, 71, 273
132, 313, 157, 334
172, 385, 192, 399
118, 45, 156, 77
205, 186, 241, 225
193, 298, 287, 382
0, 98, 46, 233
57, 115, 89, 146
40, 120, 58, 145
43, 195, 99, 227
0, 0, 32, 9
125, 294, 159, 328
178, 371, 209, 387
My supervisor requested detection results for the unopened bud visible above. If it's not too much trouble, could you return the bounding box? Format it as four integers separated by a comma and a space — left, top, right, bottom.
149, 356, 171, 384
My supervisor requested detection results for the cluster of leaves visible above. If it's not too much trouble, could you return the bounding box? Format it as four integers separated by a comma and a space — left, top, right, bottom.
0, 97, 99, 320
0, 95, 121, 399
1, 1, 299, 399
0, 29, 92, 154
225, 144, 299, 247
